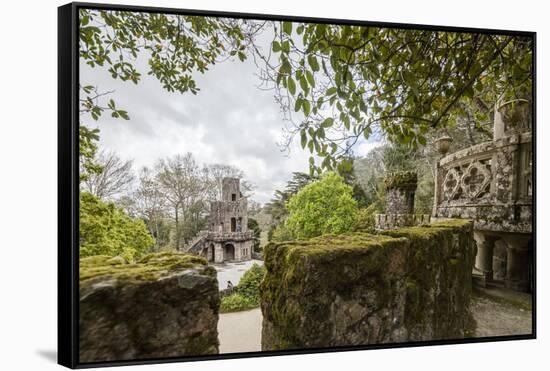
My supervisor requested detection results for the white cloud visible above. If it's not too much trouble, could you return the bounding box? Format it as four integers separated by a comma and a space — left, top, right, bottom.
80, 25, 367, 205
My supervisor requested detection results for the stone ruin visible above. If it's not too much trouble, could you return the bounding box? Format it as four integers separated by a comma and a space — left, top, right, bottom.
184, 177, 254, 263
375, 171, 430, 230
432, 99, 533, 292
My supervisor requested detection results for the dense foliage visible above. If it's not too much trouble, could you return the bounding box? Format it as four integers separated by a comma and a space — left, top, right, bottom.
261, 22, 532, 172
79, 192, 154, 262
220, 264, 266, 313
247, 218, 262, 252
76, 12, 533, 257
285, 172, 358, 240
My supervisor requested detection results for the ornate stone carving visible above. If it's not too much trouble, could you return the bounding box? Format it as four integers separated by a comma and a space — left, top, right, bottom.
460, 161, 491, 199
443, 168, 461, 200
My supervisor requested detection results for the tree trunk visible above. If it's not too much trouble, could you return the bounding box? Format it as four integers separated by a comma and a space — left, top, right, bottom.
174, 206, 180, 250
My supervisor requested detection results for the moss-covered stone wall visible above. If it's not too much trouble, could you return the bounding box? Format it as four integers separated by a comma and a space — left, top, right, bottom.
260, 219, 476, 350
79, 252, 220, 363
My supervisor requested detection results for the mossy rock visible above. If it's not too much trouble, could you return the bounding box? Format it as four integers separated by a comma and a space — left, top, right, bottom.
384, 171, 418, 189
261, 218, 476, 349
79, 252, 220, 362
80, 252, 213, 284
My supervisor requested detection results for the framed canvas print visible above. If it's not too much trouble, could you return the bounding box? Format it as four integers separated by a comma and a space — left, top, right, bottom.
58, 2, 536, 368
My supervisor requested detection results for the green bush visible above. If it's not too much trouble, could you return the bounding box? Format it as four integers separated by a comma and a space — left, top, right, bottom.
220, 263, 266, 313
352, 203, 382, 233
285, 172, 358, 240
220, 293, 256, 313
80, 192, 155, 262
270, 223, 295, 243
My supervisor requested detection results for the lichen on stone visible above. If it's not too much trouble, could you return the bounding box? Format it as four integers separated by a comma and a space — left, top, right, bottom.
383, 171, 418, 190
80, 252, 211, 284
261, 218, 476, 350
79, 251, 220, 362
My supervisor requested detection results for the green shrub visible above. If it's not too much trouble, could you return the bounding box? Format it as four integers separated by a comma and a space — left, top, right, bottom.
270, 223, 295, 243
80, 192, 154, 262
220, 263, 266, 313
352, 203, 382, 233
220, 293, 256, 313
285, 172, 358, 240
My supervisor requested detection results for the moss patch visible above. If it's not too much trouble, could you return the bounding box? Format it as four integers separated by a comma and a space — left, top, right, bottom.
261, 218, 476, 349
80, 252, 210, 284
384, 171, 418, 189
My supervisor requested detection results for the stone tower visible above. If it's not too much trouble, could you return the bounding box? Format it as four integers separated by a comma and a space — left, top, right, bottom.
375, 171, 430, 230
209, 177, 248, 234
184, 178, 255, 263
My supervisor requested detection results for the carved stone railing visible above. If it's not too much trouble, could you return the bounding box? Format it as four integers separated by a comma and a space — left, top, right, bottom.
375, 214, 431, 230
433, 101, 532, 234
205, 231, 255, 242
183, 230, 255, 253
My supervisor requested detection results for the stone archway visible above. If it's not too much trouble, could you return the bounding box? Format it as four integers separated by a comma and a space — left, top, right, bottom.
224, 243, 235, 261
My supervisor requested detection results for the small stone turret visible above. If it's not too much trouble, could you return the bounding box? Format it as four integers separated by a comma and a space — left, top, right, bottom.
375, 171, 430, 230
385, 171, 417, 214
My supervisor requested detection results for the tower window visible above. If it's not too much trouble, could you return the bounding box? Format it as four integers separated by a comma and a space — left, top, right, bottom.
232, 193, 236, 201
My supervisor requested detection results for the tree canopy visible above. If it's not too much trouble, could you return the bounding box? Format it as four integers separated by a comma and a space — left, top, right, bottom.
285, 172, 358, 240
259, 22, 532, 172
79, 192, 154, 261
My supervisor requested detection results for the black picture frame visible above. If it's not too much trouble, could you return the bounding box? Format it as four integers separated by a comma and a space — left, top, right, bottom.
58, 2, 537, 368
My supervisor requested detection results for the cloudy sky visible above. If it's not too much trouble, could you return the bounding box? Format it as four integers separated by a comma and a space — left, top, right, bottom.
80, 21, 381, 205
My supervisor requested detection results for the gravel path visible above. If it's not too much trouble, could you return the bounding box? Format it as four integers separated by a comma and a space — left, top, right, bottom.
218, 308, 262, 354
471, 288, 533, 337
216, 287, 532, 354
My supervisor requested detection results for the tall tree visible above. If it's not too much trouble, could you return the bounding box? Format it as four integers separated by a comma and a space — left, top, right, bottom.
81, 150, 135, 200
155, 153, 207, 249
132, 167, 168, 249
204, 163, 254, 200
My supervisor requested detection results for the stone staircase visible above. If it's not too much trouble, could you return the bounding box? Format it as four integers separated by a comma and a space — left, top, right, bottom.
183, 230, 209, 253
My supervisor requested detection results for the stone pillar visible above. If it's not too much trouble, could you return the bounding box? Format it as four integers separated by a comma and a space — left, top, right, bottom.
235, 242, 242, 261
501, 235, 531, 292
492, 240, 507, 281
473, 232, 498, 281
214, 243, 224, 263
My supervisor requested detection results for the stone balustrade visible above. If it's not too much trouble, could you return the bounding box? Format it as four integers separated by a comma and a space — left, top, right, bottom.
433, 131, 532, 234
205, 231, 255, 242
432, 99, 533, 291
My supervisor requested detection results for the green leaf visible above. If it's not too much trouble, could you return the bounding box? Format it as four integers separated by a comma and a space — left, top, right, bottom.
118, 110, 130, 120
326, 87, 337, 96
308, 55, 320, 72
299, 75, 308, 91
305, 70, 315, 88
272, 41, 281, 52
321, 117, 334, 128
283, 21, 293, 35
287, 77, 296, 95
302, 100, 311, 116
300, 129, 307, 149
294, 98, 302, 112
